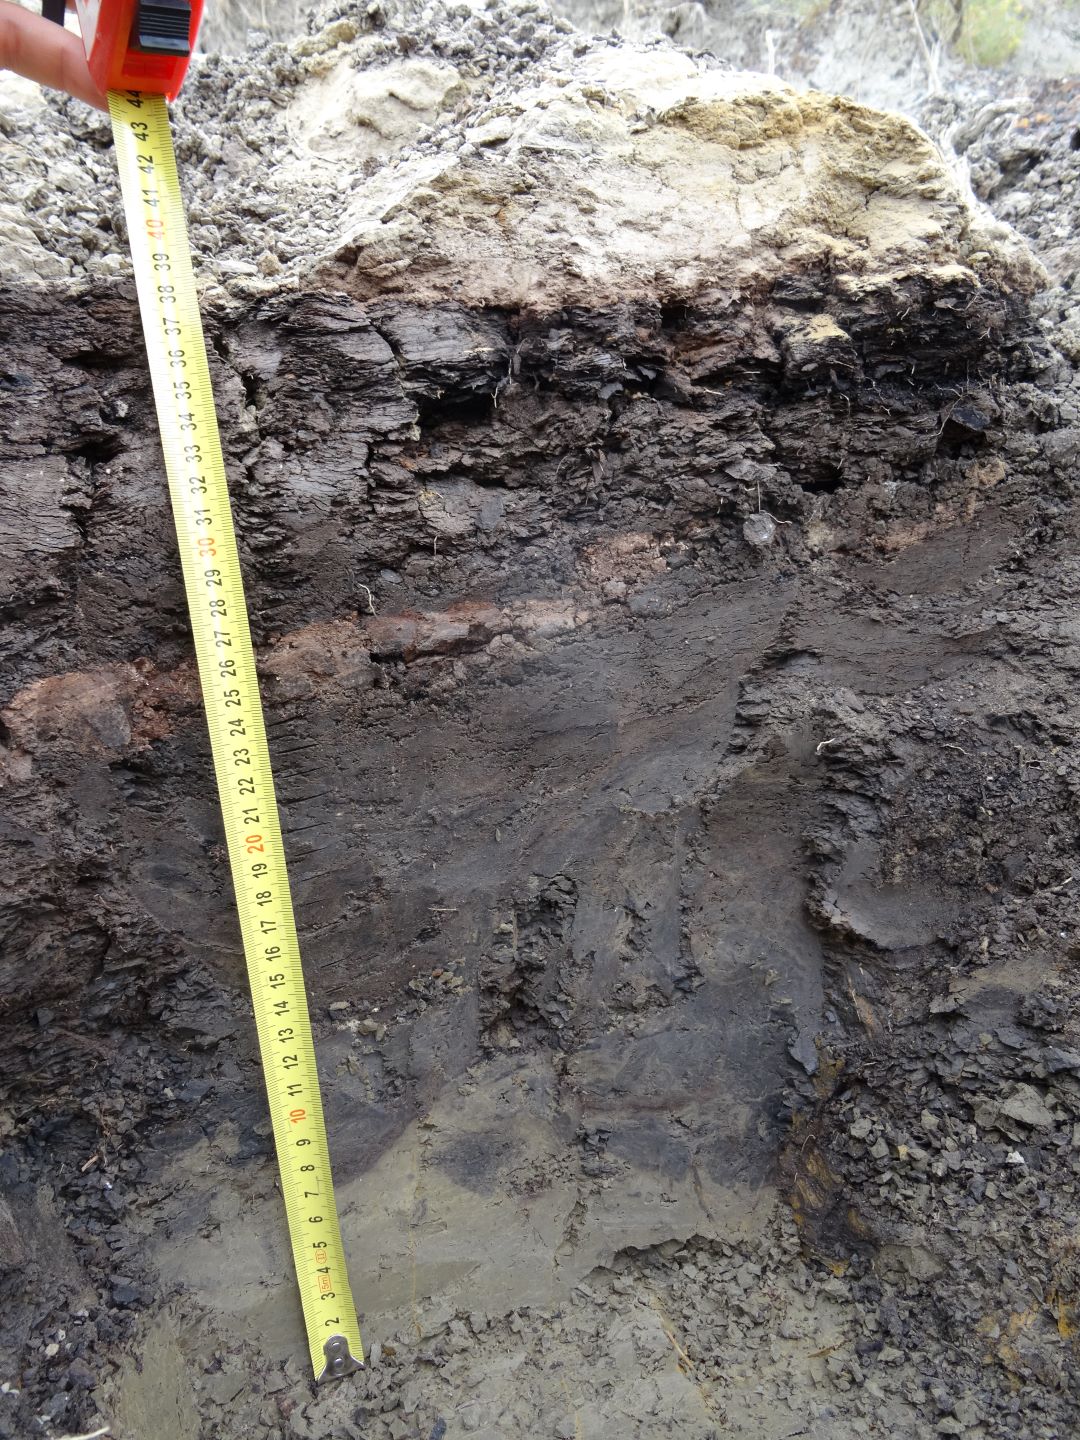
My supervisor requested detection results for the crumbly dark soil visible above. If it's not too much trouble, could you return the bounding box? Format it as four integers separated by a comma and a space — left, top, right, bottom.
2, 7, 1080, 1440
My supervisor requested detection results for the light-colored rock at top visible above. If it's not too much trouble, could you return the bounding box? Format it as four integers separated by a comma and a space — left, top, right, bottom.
0, 0, 1042, 306
293, 24, 1040, 307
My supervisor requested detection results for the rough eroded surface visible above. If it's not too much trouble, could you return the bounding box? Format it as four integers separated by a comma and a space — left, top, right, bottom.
0, 0, 1043, 306
2, 5, 1080, 1440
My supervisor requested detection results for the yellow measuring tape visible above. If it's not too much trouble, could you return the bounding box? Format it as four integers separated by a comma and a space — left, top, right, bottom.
108, 90, 363, 1382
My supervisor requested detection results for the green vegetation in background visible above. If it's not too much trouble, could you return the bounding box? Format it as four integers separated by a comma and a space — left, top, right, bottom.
747, 0, 1033, 68
923, 0, 1030, 69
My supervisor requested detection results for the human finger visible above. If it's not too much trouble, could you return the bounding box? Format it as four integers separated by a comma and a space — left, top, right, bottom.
0, 1, 108, 110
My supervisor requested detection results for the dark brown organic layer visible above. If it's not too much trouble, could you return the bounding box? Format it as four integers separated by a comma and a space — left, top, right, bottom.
1, 270, 1079, 1437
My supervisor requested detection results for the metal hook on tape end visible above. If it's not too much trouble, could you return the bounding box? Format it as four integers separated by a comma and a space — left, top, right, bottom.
318, 1334, 364, 1383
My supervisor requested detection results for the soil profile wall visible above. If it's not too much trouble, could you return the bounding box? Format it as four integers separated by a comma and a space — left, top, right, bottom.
3, 4, 1080, 1437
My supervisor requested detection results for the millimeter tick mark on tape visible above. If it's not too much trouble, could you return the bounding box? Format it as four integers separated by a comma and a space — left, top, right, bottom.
108, 88, 363, 1383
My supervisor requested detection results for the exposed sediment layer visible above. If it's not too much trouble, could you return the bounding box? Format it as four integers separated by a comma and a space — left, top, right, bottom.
2, 5, 1080, 1439
0, 0, 1042, 305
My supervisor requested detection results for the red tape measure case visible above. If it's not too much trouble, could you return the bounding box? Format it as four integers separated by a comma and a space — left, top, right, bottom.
76, 0, 204, 98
